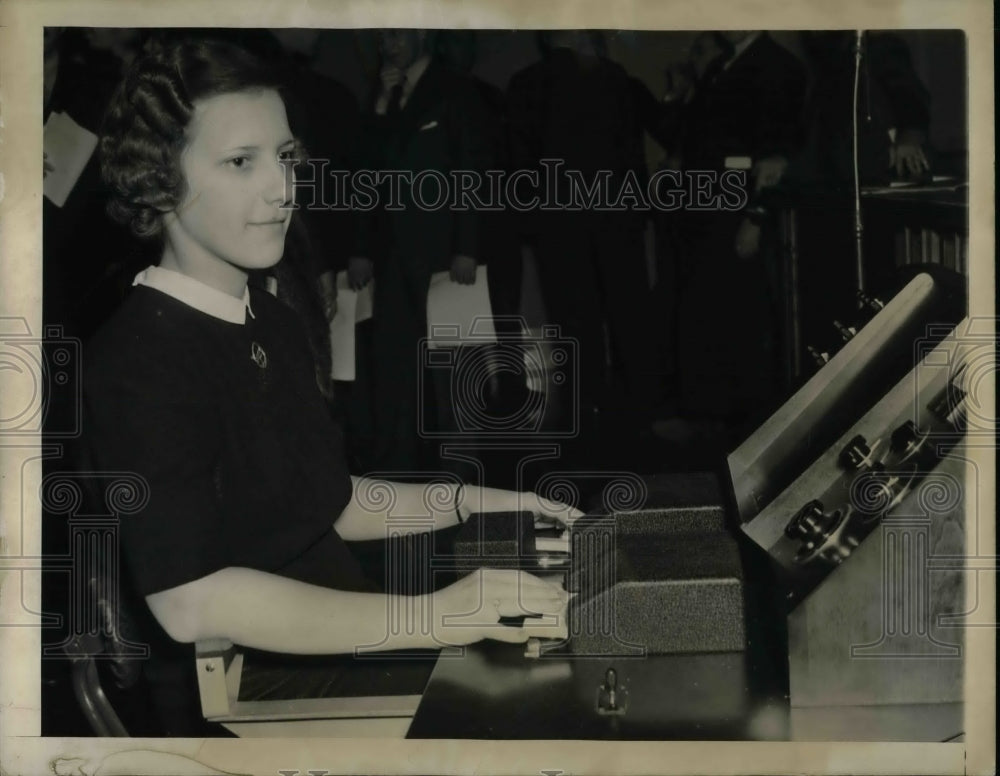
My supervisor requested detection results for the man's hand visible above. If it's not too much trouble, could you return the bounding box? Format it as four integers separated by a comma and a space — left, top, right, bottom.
347, 256, 373, 290
752, 155, 788, 193
450, 254, 477, 285
890, 129, 930, 179
44, 151, 54, 179
734, 217, 761, 259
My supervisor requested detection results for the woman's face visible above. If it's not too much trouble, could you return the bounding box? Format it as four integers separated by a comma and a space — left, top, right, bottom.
166, 89, 296, 278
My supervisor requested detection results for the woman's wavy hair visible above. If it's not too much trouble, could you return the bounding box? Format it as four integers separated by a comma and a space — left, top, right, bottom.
100, 36, 285, 239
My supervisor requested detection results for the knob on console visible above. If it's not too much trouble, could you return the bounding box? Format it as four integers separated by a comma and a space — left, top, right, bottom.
785, 500, 840, 544
596, 666, 628, 715
839, 434, 872, 471
890, 420, 920, 453
856, 289, 886, 312
807, 345, 831, 366
833, 320, 858, 342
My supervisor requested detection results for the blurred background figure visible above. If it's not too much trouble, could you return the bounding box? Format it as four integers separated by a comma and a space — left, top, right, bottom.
688, 31, 732, 86
507, 30, 660, 454
432, 31, 536, 451
654, 30, 806, 446
435, 30, 520, 333
779, 31, 933, 362
358, 28, 494, 473
43, 27, 148, 345
793, 31, 932, 189
651, 31, 735, 422
275, 30, 367, 416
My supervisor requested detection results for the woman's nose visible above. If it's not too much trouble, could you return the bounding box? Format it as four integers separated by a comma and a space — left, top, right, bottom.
264, 157, 294, 206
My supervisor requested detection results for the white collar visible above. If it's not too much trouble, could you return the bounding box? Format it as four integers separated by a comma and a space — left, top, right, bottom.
723, 31, 763, 71
133, 265, 255, 325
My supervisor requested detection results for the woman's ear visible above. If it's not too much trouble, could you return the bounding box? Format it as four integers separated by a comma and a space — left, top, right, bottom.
157, 196, 188, 237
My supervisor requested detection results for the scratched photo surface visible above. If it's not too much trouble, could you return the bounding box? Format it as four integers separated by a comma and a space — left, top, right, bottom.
1, 2, 995, 776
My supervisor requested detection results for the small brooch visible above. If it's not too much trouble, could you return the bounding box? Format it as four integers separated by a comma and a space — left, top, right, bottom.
251, 341, 268, 369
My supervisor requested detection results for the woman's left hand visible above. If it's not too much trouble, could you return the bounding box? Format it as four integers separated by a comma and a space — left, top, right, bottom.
459, 485, 584, 528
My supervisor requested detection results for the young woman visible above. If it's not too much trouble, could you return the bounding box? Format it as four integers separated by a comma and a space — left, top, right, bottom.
85, 37, 572, 678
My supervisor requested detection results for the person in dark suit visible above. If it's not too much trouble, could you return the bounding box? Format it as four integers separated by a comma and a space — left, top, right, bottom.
435, 31, 521, 332
651, 32, 736, 422
355, 29, 493, 472
664, 31, 806, 441
277, 34, 366, 410
43, 28, 150, 344
775, 31, 933, 359
432, 31, 534, 452
506, 31, 659, 441
795, 31, 931, 189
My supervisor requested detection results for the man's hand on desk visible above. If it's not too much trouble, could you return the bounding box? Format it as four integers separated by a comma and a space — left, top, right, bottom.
457, 484, 584, 529
890, 129, 930, 179
430, 568, 569, 646
347, 256, 373, 290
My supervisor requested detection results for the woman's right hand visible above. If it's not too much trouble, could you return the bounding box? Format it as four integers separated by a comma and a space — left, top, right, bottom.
429, 569, 569, 646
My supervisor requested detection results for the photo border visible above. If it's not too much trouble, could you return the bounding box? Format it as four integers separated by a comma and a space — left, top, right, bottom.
1, 1, 993, 774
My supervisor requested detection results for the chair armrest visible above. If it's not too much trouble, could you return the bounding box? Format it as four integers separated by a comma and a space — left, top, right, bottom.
195, 639, 241, 719
194, 640, 431, 725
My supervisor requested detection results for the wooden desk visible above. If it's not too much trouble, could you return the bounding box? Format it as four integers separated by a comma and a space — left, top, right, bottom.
407, 643, 783, 740
406, 641, 962, 741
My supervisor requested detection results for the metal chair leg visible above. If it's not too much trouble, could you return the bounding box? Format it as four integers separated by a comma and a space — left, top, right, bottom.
70, 659, 128, 737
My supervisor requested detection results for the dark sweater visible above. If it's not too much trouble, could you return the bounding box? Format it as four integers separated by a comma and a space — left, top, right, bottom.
83, 284, 374, 597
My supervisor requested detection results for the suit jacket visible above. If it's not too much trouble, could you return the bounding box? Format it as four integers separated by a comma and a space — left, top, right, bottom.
507, 48, 645, 175
357, 61, 493, 273
678, 33, 806, 173
43, 33, 148, 341
506, 48, 648, 239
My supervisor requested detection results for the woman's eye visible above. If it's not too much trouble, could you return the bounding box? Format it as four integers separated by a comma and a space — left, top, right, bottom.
278, 150, 300, 164
227, 155, 251, 169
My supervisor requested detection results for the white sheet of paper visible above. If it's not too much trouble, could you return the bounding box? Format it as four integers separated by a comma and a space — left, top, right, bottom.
426, 264, 496, 348
43, 111, 98, 208
330, 272, 359, 382
328, 271, 378, 381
